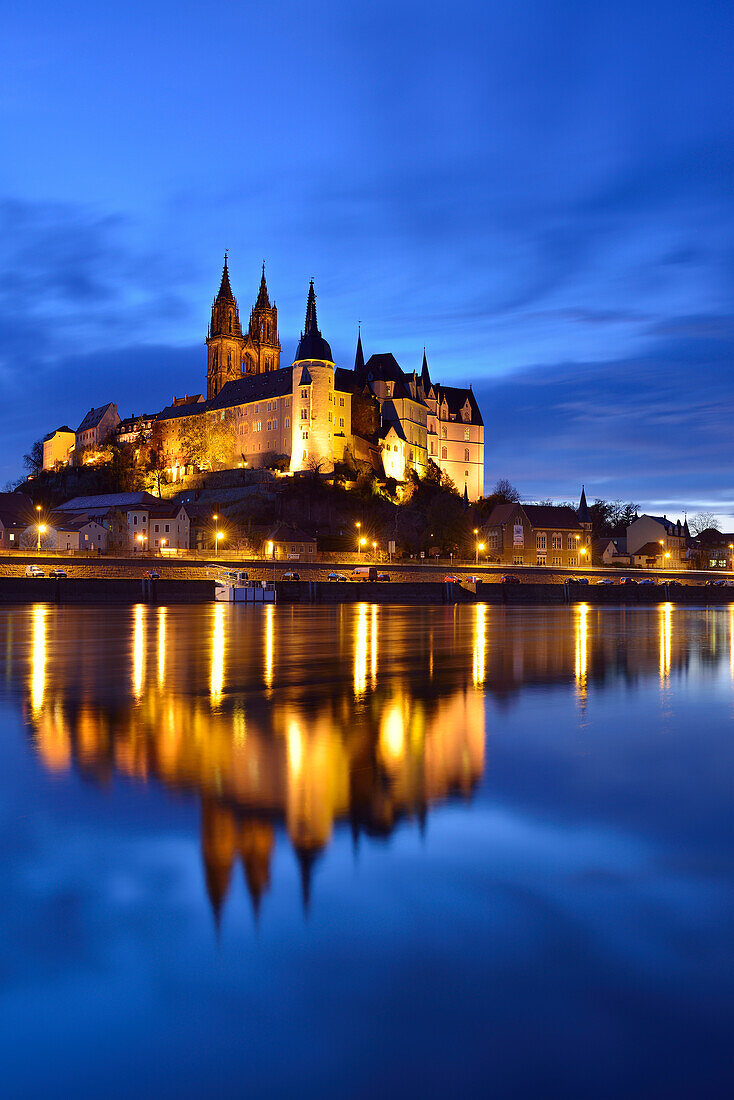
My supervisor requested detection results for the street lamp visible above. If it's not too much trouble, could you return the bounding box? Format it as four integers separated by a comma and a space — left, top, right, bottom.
216, 531, 224, 556
372, 540, 377, 560
729, 543, 733, 572
358, 536, 366, 560
160, 538, 167, 554
37, 523, 46, 552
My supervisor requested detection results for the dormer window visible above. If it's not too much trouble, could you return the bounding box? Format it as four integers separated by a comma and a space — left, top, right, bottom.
385, 382, 393, 397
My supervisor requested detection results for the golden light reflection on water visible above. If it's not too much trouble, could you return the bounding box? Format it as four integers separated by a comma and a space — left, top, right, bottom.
575, 603, 588, 701
659, 602, 672, 681
157, 606, 167, 687
354, 603, 368, 695
264, 604, 274, 690
210, 602, 225, 705
19, 600, 719, 920
473, 604, 486, 686
133, 604, 145, 699
30, 604, 46, 715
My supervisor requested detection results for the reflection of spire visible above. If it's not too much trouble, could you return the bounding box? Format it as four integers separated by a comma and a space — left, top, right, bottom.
201, 802, 236, 928
240, 819, 274, 920
295, 846, 321, 914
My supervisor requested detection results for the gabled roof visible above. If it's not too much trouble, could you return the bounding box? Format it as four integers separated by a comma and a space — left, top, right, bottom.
77, 403, 116, 434
379, 421, 407, 442
61, 492, 160, 512
634, 541, 664, 557
0, 492, 34, 523
148, 502, 190, 520
156, 399, 209, 423
267, 523, 316, 543
486, 502, 582, 530
637, 514, 686, 536
43, 426, 74, 441
434, 384, 483, 426
47, 511, 104, 532
208, 366, 294, 411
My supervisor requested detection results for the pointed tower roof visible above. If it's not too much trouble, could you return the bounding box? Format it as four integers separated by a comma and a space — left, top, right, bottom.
420, 347, 431, 391
578, 485, 591, 524
254, 261, 271, 309
355, 325, 365, 374
294, 281, 333, 362
216, 253, 235, 303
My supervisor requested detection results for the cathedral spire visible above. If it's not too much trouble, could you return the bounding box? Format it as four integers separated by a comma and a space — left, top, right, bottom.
304, 279, 318, 334
216, 252, 234, 303
255, 261, 270, 309
355, 324, 365, 373
578, 484, 591, 524
420, 347, 431, 391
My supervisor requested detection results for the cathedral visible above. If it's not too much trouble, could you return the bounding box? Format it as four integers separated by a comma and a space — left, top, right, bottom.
156, 257, 485, 498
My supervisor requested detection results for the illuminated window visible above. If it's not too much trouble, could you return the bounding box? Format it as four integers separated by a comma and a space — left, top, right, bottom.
464, 427, 470, 441
552, 534, 562, 550
567, 535, 576, 550
340, 418, 344, 428
441, 426, 447, 439
464, 448, 470, 462
536, 533, 546, 550
340, 398, 344, 407
441, 447, 447, 460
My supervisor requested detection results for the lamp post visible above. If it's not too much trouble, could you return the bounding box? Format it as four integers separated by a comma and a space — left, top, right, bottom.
160, 538, 167, 555
372, 540, 377, 560
359, 536, 366, 560
37, 523, 46, 552
213, 514, 219, 556
216, 531, 224, 556
477, 541, 485, 566
729, 543, 733, 572
659, 539, 665, 571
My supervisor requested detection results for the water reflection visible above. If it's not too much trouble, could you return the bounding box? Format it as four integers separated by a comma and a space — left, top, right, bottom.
13, 602, 734, 922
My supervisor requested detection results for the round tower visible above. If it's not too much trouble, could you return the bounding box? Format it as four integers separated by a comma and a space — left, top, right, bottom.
291, 281, 335, 473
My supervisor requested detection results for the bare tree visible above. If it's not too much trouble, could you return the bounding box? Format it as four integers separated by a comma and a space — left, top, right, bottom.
492, 477, 520, 502
23, 438, 44, 475
690, 511, 720, 535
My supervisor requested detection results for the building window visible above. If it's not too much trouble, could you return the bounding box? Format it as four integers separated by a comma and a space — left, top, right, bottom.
301, 408, 307, 420
441, 426, 447, 439
552, 534, 562, 550
430, 441, 436, 455
154, 523, 159, 533
301, 389, 308, 399
513, 555, 523, 566
285, 417, 290, 428
340, 398, 344, 407
464, 448, 470, 462
568, 555, 578, 567
441, 447, 447, 460
537, 555, 546, 566
552, 556, 561, 566
339, 418, 344, 428
328, 412, 332, 422
567, 535, 576, 550
536, 534, 546, 550
165, 524, 169, 533
464, 427, 470, 441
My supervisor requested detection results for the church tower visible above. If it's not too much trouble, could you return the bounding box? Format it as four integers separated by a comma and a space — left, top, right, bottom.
247, 263, 280, 374
206, 254, 247, 399
291, 281, 335, 473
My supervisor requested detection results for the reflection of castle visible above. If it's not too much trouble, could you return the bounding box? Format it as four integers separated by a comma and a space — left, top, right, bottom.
18, 603, 486, 921
13, 599, 724, 920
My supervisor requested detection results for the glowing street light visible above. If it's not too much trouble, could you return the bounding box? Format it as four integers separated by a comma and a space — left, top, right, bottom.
358, 535, 367, 560
37, 523, 46, 552
372, 540, 377, 559
475, 540, 485, 565
216, 530, 224, 556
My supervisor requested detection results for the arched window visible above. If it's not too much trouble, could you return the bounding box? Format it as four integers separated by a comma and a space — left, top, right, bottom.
441, 446, 447, 460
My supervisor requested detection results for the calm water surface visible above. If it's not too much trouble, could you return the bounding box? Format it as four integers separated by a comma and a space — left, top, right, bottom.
1, 602, 733, 1098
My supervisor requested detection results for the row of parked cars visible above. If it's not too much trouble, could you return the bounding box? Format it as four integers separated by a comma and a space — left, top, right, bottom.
327, 567, 391, 582
24, 565, 67, 578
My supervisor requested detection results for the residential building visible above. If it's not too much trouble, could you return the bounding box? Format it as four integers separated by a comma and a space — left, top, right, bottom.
23, 512, 109, 552
264, 524, 318, 561
75, 403, 120, 456
0, 493, 33, 550
42, 427, 75, 471
626, 514, 689, 568
485, 491, 592, 567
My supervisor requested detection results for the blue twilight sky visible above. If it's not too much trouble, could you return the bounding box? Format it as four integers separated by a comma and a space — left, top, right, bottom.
1, 0, 733, 517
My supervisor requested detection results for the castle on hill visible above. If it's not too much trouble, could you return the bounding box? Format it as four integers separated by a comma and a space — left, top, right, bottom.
43, 257, 485, 500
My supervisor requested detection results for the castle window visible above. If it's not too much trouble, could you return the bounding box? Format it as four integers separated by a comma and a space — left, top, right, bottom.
285, 418, 290, 428
441, 426, 447, 439
441, 447, 447, 460
301, 408, 307, 420
464, 427, 471, 441
464, 448, 470, 462
340, 397, 344, 407
340, 418, 344, 428
328, 412, 332, 422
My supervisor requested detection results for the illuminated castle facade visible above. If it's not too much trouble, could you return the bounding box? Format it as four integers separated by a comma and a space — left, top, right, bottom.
156, 258, 485, 499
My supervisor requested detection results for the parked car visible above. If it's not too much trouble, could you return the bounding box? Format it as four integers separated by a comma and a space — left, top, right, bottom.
48, 568, 67, 578
377, 572, 391, 582
569, 576, 589, 585
143, 570, 160, 579
444, 574, 461, 584
327, 572, 347, 582
597, 577, 616, 585
24, 565, 44, 578
501, 575, 521, 585
668, 579, 683, 587
282, 571, 300, 581
621, 577, 638, 585
639, 578, 656, 586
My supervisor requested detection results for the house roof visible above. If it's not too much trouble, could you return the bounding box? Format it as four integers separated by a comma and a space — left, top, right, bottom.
156, 399, 210, 423
61, 492, 160, 512
47, 511, 103, 532
267, 523, 316, 543
634, 541, 664, 557
208, 366, 295, 411
77, 403, 115, 434
43, 426, 74, 441
434, 384, 483, 426
638, 514, 686, 536
486, 502, 582, 530
0, 492, 34, 523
